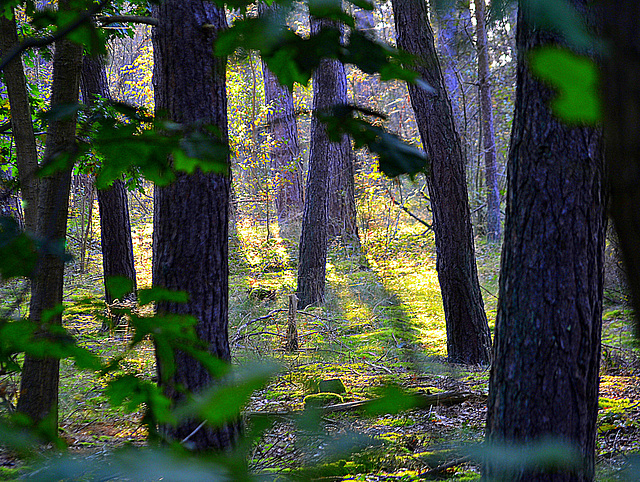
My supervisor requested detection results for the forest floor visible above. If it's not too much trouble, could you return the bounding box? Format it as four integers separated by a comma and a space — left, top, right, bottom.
1, 210, 639, 481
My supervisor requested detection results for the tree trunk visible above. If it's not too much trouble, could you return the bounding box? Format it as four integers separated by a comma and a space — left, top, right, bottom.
80, 55, 138, 311
259, 4, 304, 225
434, 5, 463, 122
391, 0, 491, 364
0, 14, 39, 233
16, 13, 83, 433
152, 0, 240, 450
474, 0, 501, 243
314, 18, 358, 242
484, 3, 605, 481
297, 16, 350, 307
601, 1, 640, 340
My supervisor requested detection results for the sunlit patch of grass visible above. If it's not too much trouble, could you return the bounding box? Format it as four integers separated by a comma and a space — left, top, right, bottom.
131, 222, 153, 289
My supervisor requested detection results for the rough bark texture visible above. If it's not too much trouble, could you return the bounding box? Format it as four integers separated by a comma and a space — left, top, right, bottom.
601, 1, 640, 340
152, 0, 240, 450
259, 4, 304, 224
0, 14, 39, 233
474, 0, 501, 242
16, 26, 82, 432
391, 0, 491, 364
80, 55, 137, 308
297, 16, 356, 307
318, 19, 358, 242
434, 6, 463, 121
484, 3, 605, 481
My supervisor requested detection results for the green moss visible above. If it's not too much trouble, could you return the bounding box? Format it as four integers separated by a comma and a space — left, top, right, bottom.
303, 392, 344, 408
318, 378, 346, 394
0, 467, 22, 481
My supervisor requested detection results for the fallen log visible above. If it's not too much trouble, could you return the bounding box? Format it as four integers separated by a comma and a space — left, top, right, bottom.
245, 390, 483, 419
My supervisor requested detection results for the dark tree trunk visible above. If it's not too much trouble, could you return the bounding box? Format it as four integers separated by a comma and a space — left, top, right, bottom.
297, 16, 355, 307
319, 19, 358, 242
16, 18, 83, 433
484, 3, 605, 481
474, 0, 501, 243
259, 4, 304, 224
434, 5, 463, 121
601, 1, 640, 340
0, 14, 39, 233
80, 55, 137, 309
152, 0, 240, 450
391, 0, 491, 364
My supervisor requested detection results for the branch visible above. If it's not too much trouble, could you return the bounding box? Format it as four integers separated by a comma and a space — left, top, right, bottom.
0, 121, 11, 133
96, 15, 158, 27
418, 455, 473, 477
245, 391, 481, 418
0, 0, 110, 72
386, 187, 433, 231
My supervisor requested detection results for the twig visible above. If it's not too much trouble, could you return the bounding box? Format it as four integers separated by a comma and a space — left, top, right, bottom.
386, 187, 433, 231
96, 15, 158, 26
181, 420, 207, 444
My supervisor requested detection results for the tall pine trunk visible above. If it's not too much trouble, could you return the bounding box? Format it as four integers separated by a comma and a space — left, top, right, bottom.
80, 55, 137, 310
391, 0, 491, 364
16, 10, 83, 433
602, 1, 640, 340
297, 16, 355, 307
485, 3, 605, 480
152, 0, 240, 450
0, 14, 39, 233
474, 0, 501, 242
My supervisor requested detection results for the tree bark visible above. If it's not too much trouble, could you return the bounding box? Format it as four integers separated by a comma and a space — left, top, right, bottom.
152, 0, 240, 450
391, 0, 491, 364
297, 16, 355, 307
434, 5, 463, 122
601, 1, 640, 340
484, 3, 605, 481
474, 0, 501, 243
259, 4, 304, 225
0, 14, 39, 233
80, 55, 138, 310
16, 8, 83, 433
317, 19, 358, 242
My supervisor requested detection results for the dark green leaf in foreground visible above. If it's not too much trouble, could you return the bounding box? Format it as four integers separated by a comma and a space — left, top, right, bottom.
318, 105, 428, 178
363, 384, 421, 416
0, 217, 38, 279
174, 363, 278, 428
137, 286, 189, 306
105, 275, 134, 301
105, 375, 174, 425
529, 46, 600, 124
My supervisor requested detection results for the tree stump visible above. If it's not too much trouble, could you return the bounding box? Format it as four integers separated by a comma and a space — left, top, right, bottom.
284, 294, 299, 351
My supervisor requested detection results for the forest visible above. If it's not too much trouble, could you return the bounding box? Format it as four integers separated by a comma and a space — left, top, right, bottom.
0, 0, 639, 480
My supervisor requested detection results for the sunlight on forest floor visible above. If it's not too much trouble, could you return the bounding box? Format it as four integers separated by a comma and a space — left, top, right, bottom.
1, 199, 639, 481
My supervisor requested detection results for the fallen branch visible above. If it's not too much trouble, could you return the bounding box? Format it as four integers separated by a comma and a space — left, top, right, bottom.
245, 390, 479, 419
418, 455, 473, 478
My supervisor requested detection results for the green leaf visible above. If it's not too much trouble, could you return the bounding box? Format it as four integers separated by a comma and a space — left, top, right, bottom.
318, 105, 428, 178
105, 375, 174, 424
174, 363, 278, 427
105, 276, 135, 301
41, 103, 82, 121
0, 217, 38, 279
364, 385, 421, 416
138, 287, 189, 306
529, 46, 601, 124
